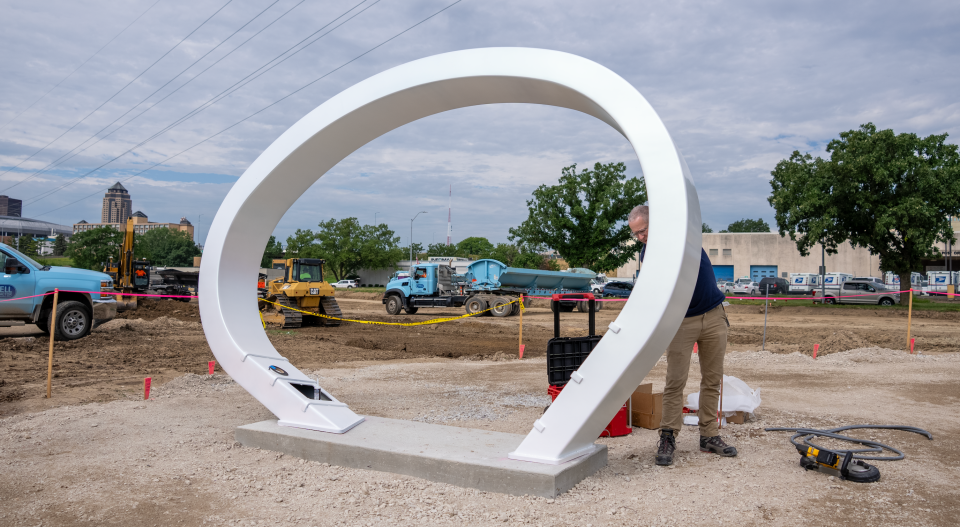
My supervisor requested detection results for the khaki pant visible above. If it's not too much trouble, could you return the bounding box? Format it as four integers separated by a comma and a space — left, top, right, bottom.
659, 304, 728, 437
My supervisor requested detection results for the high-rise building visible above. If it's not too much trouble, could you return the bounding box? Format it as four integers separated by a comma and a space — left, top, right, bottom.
102, 182, 132, 223
0, 195, 23, 217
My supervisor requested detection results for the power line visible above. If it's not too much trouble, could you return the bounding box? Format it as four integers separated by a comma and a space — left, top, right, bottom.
0, 0, 164, 133
2, 0, 287, 194
34, 0, 468, 219
24, 0, 381, 205
0, 0, 236, 180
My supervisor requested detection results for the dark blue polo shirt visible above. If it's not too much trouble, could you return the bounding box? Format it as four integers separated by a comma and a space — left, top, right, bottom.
640, 245, 725, 318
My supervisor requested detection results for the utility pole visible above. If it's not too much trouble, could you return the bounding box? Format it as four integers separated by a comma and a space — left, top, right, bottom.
821, 242, 826, 300
410, 211, 427, 264
374, 212, 379, 226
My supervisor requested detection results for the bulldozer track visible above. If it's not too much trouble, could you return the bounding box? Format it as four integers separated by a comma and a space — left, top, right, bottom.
318, 297, 342, 327
274, 295, 303, 328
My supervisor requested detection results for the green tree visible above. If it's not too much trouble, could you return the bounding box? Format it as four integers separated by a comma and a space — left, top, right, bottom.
135, 228, 201, 267
769, 123, 960, 292
425, 242, 454, 257
53, 234, 68, 256
285, 229, 319, 258
702, 223, 713, 233
509, 161, 646, 272
725, 218, 770, 233
14, 236, 39, 257
313, 218, 403, 280
455, 237, 494, 259
261, 236, 284, 268
66, 226, 124, 270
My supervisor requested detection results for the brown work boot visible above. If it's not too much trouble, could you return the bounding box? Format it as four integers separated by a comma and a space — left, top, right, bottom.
655, 429, 676, 466
700, 435, 738, 457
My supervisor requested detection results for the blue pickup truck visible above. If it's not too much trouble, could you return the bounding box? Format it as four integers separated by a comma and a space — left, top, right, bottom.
0, 243, 117, 340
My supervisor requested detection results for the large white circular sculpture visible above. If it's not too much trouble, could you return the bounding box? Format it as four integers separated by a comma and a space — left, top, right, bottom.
200, 47, 702, 465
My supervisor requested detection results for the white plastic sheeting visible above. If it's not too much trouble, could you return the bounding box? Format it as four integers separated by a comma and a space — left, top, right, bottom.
685, 375, 762, 413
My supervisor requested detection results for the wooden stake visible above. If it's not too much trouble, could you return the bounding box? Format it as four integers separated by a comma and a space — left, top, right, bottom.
46, 288, 59, 398
518, 295, 523, 359
906, 288, 913, 353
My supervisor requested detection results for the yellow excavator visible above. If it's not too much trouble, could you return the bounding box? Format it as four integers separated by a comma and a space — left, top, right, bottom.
259, 258, 342, 328
102, 217, 151, 310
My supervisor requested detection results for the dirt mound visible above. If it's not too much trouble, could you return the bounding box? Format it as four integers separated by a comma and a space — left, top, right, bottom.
97, 316, 201, 332
115, 298, 200, 322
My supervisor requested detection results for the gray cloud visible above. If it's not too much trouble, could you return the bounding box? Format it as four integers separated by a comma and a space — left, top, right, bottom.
1, 0, 957, 246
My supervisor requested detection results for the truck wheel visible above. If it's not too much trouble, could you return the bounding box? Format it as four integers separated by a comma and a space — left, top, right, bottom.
824, 297, 836, 305
36, 309, 51, 334
385, 295, 403, 315
404, 306, 419, 315
491, 297, 511, 317
879, 298, 894, 306
465, 297, 486, 314
53, 301, 91, 341
510, 301, 521, 316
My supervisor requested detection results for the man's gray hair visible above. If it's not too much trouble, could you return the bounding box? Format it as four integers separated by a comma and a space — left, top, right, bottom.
628, 204, 649, 223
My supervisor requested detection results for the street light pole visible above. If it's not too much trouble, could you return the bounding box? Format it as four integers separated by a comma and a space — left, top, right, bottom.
374, 212, 380, 226
410, 211, 427, 264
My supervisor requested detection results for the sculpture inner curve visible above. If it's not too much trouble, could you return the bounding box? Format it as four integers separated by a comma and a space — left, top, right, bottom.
199, 48, 702, 465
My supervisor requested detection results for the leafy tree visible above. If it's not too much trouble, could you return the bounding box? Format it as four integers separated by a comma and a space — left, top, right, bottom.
66, 226, 124, 270
455, 237, 495, 259
53, 234, 68, 256
313, 218, 404, 280
425, 242, 455, 257
261, 236, 284, 268
135, 228, 201, 267
509, 162, 646, 272
285, 229, 320, 258
14, 236, 39, 257
769, 123, 960, 292
404, 242, 425, 262
702, 223, 713, 233
725, 218, 770, 233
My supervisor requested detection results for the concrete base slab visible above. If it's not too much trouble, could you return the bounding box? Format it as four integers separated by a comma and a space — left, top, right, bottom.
236, 417, 607, 498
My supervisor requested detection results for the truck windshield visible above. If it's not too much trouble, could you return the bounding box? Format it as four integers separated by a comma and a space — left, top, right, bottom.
2, 245, 42, 269
298, 264, 322, 281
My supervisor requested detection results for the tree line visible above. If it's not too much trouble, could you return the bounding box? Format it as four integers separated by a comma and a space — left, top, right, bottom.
63, 226, 201, 270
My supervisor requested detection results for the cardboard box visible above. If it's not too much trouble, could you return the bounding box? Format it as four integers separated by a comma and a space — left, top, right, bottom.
725, 411, 745, 425
631, 383, 663, 430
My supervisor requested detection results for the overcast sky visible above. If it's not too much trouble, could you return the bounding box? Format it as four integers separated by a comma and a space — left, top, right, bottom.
1, 0, 957, 248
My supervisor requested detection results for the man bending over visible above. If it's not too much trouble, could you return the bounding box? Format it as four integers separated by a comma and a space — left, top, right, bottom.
627, 205, 737, 466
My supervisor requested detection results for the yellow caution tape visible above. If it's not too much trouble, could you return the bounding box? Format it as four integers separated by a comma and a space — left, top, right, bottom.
259, 295, 524, 327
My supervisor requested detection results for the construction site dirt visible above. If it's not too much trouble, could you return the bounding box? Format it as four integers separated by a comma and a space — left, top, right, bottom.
1, 291, 958, 526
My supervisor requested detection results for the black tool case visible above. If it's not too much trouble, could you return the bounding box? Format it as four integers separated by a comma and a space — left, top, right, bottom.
546, 293, 601, 386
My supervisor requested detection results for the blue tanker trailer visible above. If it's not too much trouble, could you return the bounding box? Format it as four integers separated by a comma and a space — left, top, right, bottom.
382, 259, 601, 317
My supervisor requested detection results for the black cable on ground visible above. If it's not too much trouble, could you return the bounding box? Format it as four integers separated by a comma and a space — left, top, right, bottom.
765, 425, 933, 461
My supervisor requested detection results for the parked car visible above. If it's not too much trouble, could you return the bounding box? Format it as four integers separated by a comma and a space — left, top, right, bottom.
331, 279, 358, 289
730, 278, 759, 296
757, 277, 790, 295
603, 281, 634, 298
0, 242, 117, 339
716, 280, 728, 292
814, 279, 900, 306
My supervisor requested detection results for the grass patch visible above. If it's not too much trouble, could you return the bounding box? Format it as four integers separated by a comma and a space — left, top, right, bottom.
35, 256, 73, 267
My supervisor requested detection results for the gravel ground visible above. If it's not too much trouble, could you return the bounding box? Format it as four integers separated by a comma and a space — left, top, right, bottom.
1, 347, 957, 526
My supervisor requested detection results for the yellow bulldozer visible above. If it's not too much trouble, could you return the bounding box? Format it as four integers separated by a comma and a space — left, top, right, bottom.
258, 258, 342, 328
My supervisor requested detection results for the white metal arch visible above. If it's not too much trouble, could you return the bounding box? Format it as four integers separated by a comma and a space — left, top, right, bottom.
199, 47, 702, 465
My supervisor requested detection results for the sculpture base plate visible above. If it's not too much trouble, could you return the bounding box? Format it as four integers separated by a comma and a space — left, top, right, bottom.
236, 417, 607, 498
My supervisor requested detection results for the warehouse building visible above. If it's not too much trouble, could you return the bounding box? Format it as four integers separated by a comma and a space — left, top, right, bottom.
615, 222, 960, 281
615, 233, 882, 281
